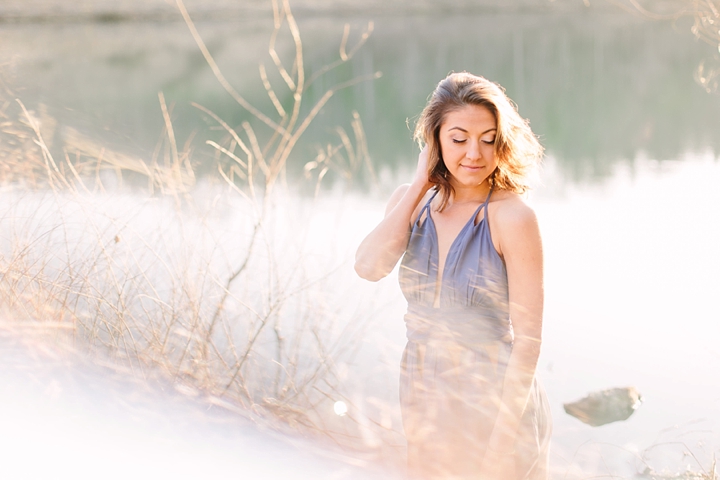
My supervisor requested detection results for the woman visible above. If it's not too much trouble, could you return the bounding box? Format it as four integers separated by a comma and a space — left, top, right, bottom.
355, 72, 551, 479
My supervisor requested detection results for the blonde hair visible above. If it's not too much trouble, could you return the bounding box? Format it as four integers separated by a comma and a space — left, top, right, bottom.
414, 72, 543, 210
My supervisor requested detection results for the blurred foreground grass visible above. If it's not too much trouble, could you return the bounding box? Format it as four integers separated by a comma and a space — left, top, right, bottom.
0, 0, 403, 470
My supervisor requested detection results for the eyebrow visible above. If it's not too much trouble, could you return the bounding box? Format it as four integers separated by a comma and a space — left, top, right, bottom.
447, 126, 497, 134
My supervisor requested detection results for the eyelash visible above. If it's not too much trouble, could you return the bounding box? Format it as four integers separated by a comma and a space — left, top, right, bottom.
452, 139, 496, 145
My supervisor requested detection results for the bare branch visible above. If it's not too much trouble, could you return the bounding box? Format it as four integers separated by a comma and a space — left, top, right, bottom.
306, 22, 375, 89
259, 63, 287, 117
175, 0, 287, 135
205, 140, 248, 170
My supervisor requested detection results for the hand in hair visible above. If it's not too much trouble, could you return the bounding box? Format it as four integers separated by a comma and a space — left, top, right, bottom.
414, 144, 432, 190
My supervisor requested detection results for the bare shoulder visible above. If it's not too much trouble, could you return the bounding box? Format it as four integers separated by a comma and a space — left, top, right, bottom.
489, 191, 541, 256
491, 191, 538, 225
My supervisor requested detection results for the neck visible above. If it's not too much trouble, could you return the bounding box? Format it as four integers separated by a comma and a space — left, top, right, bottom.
449, 180, 492, 205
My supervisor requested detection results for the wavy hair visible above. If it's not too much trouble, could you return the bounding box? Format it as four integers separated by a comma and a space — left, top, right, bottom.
414, 72, 543, 211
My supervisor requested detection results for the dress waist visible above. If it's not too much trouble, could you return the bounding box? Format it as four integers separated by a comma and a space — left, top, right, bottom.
404, 304, 513, 346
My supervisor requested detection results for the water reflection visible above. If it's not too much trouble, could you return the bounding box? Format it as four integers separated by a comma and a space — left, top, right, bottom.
301, 12, 720, 181
2, 9, 719, 188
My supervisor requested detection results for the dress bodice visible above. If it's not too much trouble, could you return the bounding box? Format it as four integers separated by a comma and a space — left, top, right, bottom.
398, 188, 512, 345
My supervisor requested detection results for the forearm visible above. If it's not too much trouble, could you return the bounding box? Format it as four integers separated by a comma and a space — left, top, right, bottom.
354, 181, 430, 281
488, 335, 541, 452
486, 201, 545, 453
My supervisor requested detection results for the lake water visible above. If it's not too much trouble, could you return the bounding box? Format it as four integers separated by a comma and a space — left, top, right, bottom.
3, 5, 720, 184
2, 3, 720, 478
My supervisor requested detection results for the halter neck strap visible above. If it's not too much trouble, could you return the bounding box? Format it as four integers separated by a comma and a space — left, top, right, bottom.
483, 185, 494, 206
415, 186, 493, 224
413, 188, 439, 225
462, 185, 493, 225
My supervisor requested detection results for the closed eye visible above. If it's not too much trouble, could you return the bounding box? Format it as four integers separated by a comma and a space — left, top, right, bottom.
482, 138, 496, 145
452, 139, 466, 144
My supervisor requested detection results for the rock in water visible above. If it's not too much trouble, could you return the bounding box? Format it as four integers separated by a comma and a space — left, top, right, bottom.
563, 387, 643, 427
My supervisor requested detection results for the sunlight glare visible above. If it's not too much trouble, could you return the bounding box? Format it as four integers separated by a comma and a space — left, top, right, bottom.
334, 401, 348, 416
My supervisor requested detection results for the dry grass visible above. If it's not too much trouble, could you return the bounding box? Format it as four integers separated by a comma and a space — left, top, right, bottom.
0, 0, 404, 469
638, 464, 717, 479
610, 0, 720, 92
632, 437, 718, 480
0, 180, 407, 465
0, 186, 356, 425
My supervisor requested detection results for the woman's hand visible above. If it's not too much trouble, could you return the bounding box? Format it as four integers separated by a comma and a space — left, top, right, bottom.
480, 450, 516, 480
413, 144, 432, 190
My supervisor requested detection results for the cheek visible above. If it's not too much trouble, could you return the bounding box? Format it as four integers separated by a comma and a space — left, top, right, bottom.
438, 142, 453, 164
484, 144, 497, 161
439, 140, 462, 158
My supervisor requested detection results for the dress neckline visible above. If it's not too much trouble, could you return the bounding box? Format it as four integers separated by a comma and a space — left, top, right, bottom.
422, 187, 494, 306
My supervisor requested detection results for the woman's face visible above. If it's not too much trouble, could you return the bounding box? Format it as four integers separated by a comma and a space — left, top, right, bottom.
438, 104, 498, 190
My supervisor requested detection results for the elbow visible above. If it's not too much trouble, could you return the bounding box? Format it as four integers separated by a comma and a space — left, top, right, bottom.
354, 261, 387, 282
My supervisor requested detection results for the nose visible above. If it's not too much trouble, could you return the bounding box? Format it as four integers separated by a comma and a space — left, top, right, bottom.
466, 140, 482, 160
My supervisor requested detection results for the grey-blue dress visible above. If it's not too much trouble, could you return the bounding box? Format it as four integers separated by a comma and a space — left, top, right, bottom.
398, 188, 551, 479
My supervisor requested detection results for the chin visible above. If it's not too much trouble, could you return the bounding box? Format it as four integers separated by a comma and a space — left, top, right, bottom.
456, 177, 489, 188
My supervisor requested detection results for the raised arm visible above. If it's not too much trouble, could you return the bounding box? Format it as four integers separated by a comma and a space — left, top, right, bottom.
354, 147, 433, 282
483, 199, 544, 472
